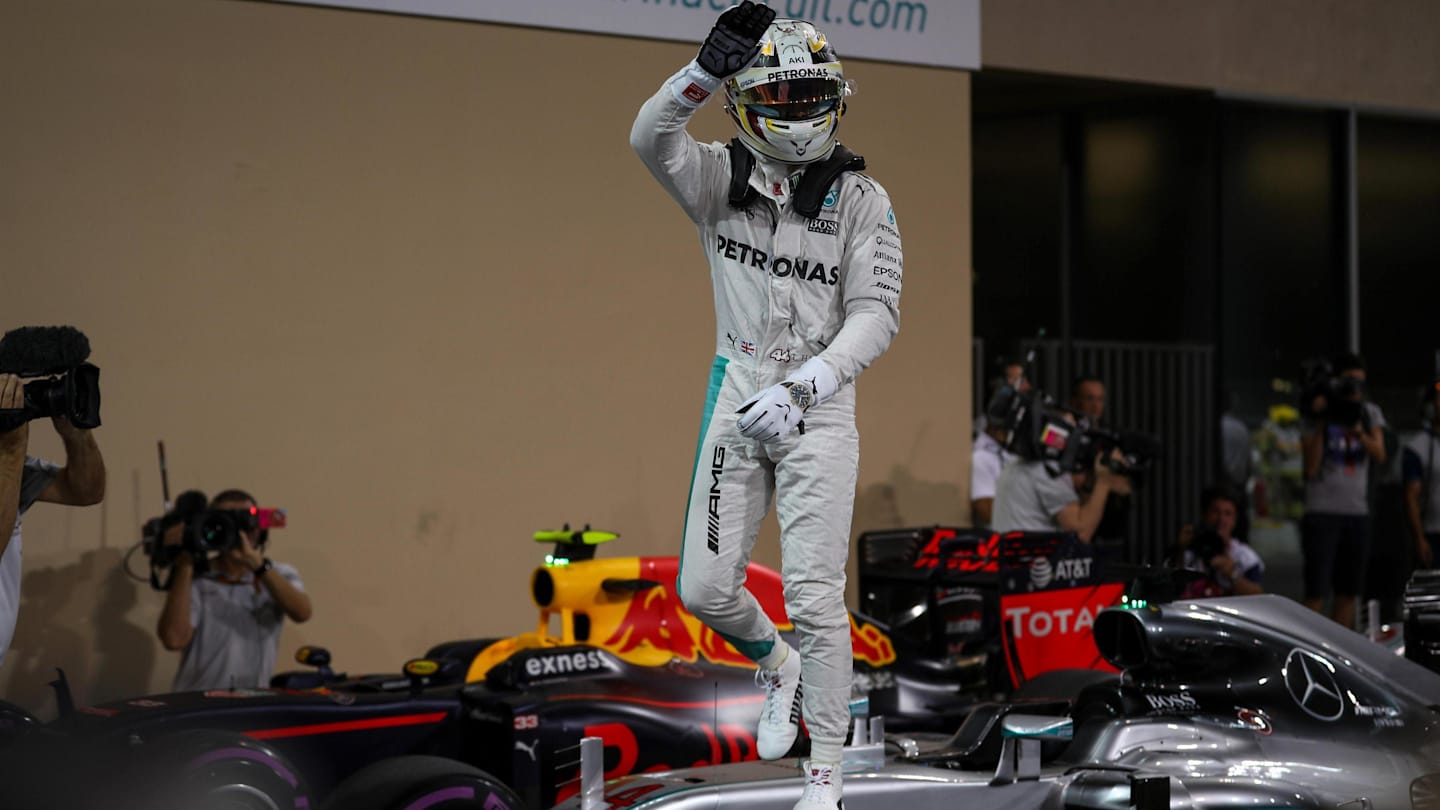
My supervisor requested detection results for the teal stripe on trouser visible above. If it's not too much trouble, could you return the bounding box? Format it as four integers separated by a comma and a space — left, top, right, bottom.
677, 355, 729, 605
676, 356, 775, 662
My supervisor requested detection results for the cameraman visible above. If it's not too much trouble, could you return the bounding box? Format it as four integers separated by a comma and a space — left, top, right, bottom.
1170, 485, 1264, 597
1300, 353, 1386, 628
0, 373, 106, 668
992, 422, 1133, 541
974, 358, 1031, 437
1069, 376, 1106, 424
972, 373, 1024, 528
156, 489, 311, 691
971, 420, 1014, 529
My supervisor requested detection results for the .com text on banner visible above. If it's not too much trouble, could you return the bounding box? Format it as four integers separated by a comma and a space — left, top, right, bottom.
269, 0, 980, 71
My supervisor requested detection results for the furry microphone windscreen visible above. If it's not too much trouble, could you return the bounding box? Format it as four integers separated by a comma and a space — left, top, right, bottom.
0, 326, 92, 376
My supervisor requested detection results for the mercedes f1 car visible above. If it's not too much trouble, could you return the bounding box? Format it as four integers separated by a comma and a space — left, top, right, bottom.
555, 592, 1440, 810
0, 527, 1123, 810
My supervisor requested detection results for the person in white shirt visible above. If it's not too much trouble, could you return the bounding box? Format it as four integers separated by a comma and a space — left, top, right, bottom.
1171, 485, 1265, 597
0, 373, 106, 669
971, 424, 1014, 529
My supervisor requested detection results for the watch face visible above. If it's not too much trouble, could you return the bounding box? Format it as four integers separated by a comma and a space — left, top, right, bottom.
785, 381, 814, 411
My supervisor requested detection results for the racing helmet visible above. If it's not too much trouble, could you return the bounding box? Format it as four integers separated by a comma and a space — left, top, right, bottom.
724, 19, 848, 165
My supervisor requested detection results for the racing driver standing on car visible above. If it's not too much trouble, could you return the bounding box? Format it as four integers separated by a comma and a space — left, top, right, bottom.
630, 5, 903, 809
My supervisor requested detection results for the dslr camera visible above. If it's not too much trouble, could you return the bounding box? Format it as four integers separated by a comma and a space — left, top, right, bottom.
1188, 524, 1227, 567
141, 490, 286, 586
1299, 357, 1369, 427
0, 326, 102, 432
986, 383, 1160, 482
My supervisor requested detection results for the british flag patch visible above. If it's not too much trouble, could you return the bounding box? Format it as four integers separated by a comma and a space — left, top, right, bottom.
740, 341, 756, 356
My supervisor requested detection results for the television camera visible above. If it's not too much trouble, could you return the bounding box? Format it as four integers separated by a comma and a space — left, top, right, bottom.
131, 443, 287, 589
0, 326, 101, 432
985, 367, 1159, 483
1299, 357, 1369, 427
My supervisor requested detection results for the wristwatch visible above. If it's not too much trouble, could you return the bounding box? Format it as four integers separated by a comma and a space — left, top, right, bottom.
253, 558, 274, 577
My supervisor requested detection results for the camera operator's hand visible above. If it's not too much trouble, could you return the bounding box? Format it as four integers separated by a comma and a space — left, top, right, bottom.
1096, 449, 1133, 496
1209, 552, 1237, 579
161, 521, 185, 548
227, 532, 266, 572
0, 375, 26, 448
50, 414, 86, 440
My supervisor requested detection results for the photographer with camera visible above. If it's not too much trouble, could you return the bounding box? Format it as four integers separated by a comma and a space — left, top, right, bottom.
156, 489, 310, 691
1069, 375, 1135, 545
991, 406, 1133, 541
0, 377, 106, 669
1170, 485, 1264, 597
0, 328, 107, 668
973, 357, 1031, 438
972, 373, 1025, 528
1300, 353, 1386, 628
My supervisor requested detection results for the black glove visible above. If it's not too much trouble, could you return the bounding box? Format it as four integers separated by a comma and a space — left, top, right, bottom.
696, 1, 776, 79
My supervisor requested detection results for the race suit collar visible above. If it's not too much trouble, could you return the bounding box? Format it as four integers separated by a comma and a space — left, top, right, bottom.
750, 153, 804, 206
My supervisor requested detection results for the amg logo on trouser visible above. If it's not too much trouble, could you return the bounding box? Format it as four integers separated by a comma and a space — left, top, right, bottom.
707, 446, 726, 553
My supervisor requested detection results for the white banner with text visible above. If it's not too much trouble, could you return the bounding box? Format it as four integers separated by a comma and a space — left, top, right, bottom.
271, 0, 979, 70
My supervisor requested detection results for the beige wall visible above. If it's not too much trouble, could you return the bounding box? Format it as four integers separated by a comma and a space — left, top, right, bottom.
0, 0, 972, 713
985, 0, 1440, 113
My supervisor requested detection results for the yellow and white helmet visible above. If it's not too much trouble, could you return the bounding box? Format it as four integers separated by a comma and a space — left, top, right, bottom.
724, 19, 848, 165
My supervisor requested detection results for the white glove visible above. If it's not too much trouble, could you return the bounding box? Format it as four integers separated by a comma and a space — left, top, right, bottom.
736, 359, 839, 442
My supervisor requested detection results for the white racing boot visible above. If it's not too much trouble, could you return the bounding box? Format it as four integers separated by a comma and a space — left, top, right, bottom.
794, 761, 843, 810
755, 644, 803, 759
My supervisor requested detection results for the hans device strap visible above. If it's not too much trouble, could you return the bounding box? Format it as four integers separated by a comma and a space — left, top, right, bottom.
726, 139, 866, 219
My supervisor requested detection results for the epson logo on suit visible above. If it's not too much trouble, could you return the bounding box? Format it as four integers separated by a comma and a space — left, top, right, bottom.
524, 650, 616, 678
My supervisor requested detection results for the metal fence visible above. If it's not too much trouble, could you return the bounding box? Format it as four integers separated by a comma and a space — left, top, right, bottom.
975, 338, 1216, 565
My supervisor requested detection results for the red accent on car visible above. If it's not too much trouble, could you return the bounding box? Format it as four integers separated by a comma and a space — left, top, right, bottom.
243, 711, 449, 740
999, 584, 1123, 688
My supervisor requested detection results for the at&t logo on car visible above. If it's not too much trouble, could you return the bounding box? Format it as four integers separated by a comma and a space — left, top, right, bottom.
1029, 558, 1053, 589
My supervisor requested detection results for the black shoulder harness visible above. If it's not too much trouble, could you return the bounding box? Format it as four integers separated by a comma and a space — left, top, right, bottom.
726, 139, 866, 219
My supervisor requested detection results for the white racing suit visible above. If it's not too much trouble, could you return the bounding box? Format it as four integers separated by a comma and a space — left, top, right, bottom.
630, 64, 903, 752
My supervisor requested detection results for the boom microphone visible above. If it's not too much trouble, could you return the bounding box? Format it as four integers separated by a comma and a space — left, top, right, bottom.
0, 326, 92, 375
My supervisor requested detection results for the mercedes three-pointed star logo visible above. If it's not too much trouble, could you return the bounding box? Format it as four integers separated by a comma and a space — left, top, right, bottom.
1283, 648, 1344, 721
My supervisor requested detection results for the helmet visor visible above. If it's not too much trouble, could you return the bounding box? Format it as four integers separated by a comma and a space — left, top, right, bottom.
736, 78, 844, 121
